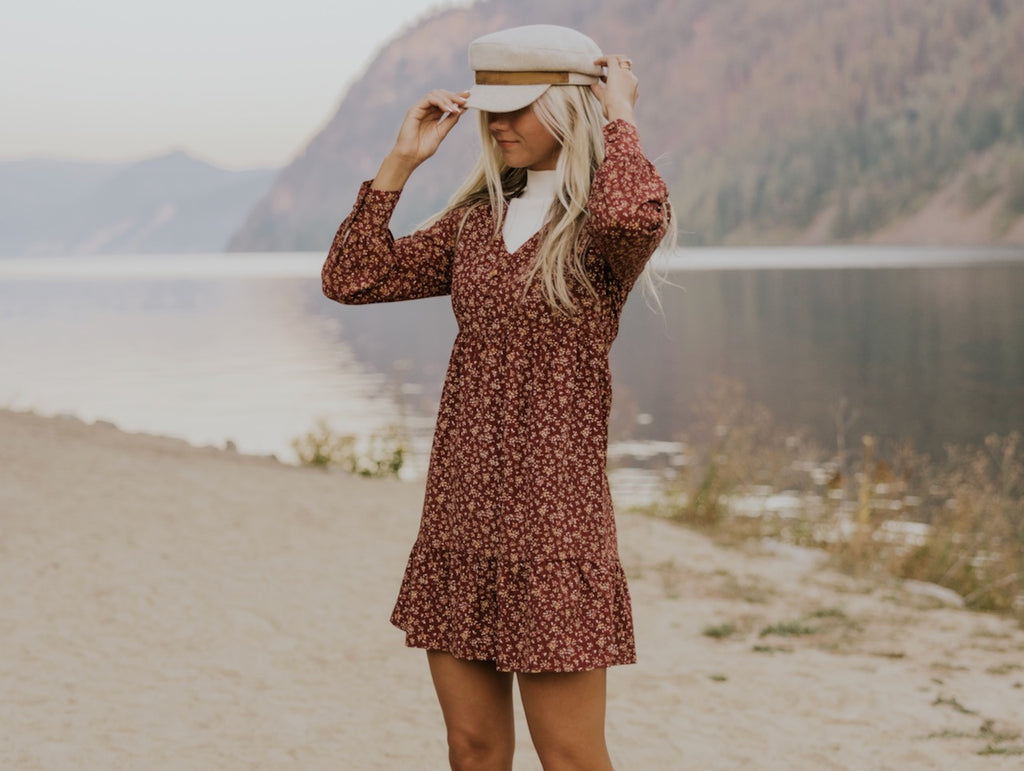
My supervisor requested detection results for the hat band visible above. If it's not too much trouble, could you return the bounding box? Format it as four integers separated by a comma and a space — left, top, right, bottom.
475, 70, 570, 86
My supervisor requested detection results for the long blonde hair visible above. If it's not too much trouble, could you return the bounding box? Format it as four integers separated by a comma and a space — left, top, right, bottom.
430, 85, 663, 314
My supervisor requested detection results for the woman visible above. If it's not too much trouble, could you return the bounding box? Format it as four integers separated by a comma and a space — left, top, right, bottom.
322, 24, 671, 770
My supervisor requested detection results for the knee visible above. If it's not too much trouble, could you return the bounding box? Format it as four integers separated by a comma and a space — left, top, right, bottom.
447, 727, 513, 771
534, 740, 613, 771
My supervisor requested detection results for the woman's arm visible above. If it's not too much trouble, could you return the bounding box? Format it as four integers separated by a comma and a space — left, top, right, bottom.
371, 89, 469, 190
322, 183, 464, 304
321, 90, 470, 305
587, 57, 670, 287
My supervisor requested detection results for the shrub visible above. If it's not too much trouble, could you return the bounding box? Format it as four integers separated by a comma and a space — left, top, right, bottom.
292, 419, 405, 479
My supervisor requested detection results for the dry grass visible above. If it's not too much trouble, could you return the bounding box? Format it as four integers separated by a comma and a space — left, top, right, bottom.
646, 378, 1024, 623
835, 432, 1022, 617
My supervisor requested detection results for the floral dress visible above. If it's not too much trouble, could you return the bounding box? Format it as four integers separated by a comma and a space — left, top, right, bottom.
322, 119, 669, 672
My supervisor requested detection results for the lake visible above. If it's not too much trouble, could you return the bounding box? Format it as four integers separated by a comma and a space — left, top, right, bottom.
2, 248, 1022, 479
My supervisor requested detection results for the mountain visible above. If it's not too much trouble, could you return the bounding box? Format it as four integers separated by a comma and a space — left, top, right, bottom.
228, 0, 1024, 250
0, 153, 276, 256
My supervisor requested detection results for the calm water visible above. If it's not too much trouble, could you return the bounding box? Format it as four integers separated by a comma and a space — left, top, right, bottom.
2, 248, 1022, 472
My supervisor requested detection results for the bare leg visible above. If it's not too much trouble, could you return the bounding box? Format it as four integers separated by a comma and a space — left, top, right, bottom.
517, 668, 614, 771
427, 650, 516, 771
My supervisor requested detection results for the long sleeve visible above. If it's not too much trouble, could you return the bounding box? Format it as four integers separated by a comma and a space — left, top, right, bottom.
585, 119, 670, 287
322, 181, 459, 305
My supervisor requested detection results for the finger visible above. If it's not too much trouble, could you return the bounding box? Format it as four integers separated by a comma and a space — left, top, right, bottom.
594, 55, 632, 69
436, 109, 465, 136
411, 91, 458, 122
431, 89, 470, 111
598, 58, 638, 97
438, 104, 468, 125
431, 90, 471, 122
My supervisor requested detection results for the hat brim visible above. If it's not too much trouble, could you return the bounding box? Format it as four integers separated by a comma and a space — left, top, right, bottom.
465, 84, 551, 113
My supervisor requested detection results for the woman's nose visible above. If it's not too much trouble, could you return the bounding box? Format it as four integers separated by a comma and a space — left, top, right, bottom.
488, 112, 511, 130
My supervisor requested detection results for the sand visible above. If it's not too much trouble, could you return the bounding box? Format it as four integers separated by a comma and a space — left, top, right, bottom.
2, 409, 1022, 770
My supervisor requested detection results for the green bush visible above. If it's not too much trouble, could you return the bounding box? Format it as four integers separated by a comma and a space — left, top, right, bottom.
292, 419, 405, 479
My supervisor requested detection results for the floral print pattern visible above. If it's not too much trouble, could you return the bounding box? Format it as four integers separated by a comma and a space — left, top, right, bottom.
322, 120, 669, 672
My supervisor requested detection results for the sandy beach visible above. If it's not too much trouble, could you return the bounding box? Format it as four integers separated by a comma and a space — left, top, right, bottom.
2, 409, 1022, 769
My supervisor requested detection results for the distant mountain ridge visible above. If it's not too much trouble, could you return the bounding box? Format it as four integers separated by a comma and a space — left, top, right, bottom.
228, 0, 1024, 250
0, 153, 276, 256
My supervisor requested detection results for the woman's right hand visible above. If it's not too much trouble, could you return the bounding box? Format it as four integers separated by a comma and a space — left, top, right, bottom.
372, 90, 470, 191
591, 56, 638, 126
392, 89, 470, 165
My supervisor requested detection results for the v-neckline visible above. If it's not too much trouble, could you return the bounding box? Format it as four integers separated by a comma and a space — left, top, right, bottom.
502, 227, 542, 256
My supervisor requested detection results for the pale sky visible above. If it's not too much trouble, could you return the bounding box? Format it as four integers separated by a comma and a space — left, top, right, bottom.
0, 0, 471, 169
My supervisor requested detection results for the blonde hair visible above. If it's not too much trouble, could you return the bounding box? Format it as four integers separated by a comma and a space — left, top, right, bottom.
429, 85, 668, 314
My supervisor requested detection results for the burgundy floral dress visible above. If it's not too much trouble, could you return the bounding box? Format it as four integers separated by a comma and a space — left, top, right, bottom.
322, 119, 669, 672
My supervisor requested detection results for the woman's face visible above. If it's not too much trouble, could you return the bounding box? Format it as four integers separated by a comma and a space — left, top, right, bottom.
487, 105, 561, 170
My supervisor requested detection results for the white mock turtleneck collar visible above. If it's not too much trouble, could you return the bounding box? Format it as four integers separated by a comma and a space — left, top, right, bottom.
521, 168, 559, 200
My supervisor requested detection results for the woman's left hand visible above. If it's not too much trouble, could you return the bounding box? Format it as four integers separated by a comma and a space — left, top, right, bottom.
591, 55, 638, 125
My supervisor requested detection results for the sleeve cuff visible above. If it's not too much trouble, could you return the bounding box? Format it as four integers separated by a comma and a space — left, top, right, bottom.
348, 179, 402, 223
356, 179, 401, 205
602, 119, 644, 157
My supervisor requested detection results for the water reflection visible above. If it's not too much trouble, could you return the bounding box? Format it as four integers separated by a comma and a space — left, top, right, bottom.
0, 273, 400, 461
612, 265, 1024, 455
324, 260, 1024, 457
2, 251, 1022, 472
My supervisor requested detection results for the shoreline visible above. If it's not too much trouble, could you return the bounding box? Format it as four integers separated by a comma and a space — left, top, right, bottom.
2, 243, 1022, 279
3, 409, 1023, 768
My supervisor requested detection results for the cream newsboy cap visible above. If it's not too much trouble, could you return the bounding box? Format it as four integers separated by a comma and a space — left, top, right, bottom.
464, 25, 603, 113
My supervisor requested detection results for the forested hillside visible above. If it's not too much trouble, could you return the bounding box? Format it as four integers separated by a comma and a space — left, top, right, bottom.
228, 0, 1024, 250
